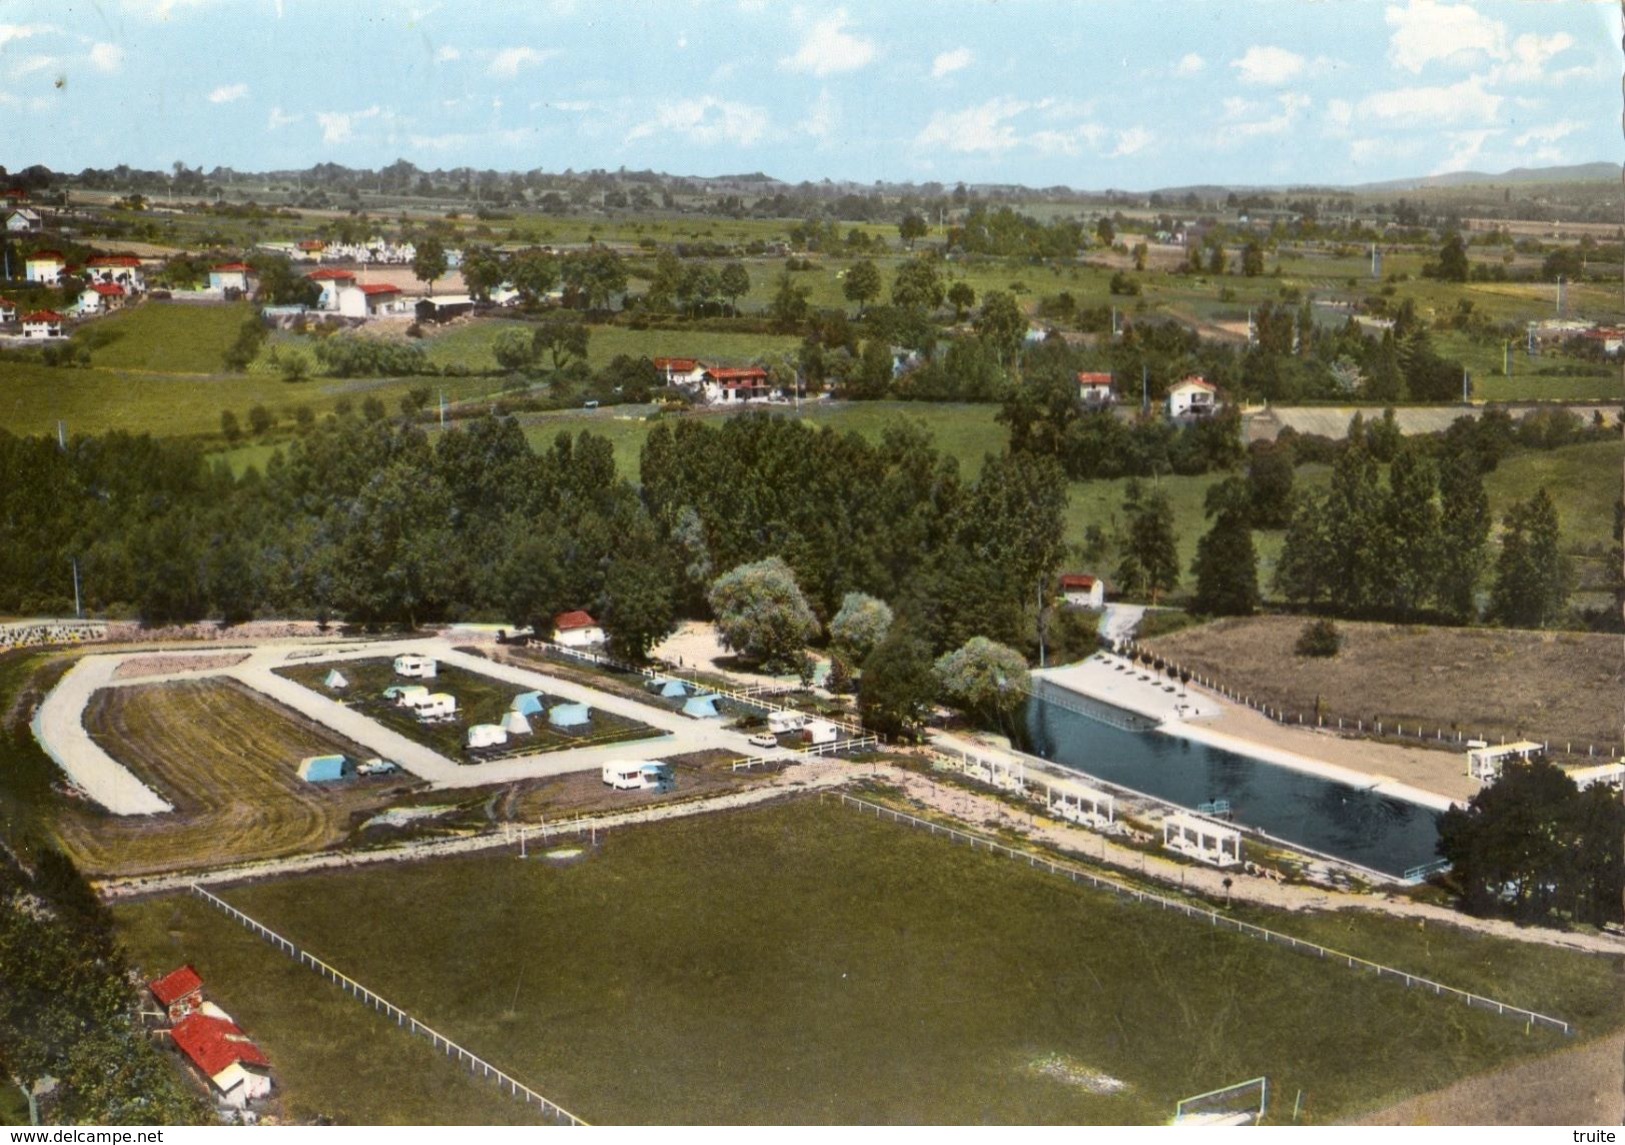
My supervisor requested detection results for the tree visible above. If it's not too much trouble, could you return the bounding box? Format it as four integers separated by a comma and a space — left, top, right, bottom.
334, 461, 456, 628
1116, 485, 1180, 603
532, 313, 590, 370
1294, 617, 1341, 657
1241, 239, 1265, 277
459, 246, 504, 301
718, 261, 750, 315
561, 247, 627, 311
707, 556, 820, 671
492, 327, 535, 372
974, 290, 1026, 366
1191, 478, 1259, 616
858, 626, 937, 740
1488, 488, 1571, 627
1094, 216, 1115, 245
1436, 232, 1469, 282
1322, 421, 1383, 613
508, 250, 560, 306
890, 257, 944, 312
946, 280, 976, 321
1245, 441, 1295, 529
768, 270, 811, 330
1379, 442, 1439, 618
601, 548, 676, 663
933, 636, 1030, 732
898, 212, 928, 248
1206, 244, 1226, 275
220, 409, 241, 442
829, 591, 893, 660
842, 259, 881, 315
411, 235, 448, 293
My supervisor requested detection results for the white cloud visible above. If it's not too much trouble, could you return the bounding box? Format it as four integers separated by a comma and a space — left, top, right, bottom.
626, 96, 770, 146
488, 46, 555, 78
434, 45, 460, 63
1232, 45, 1304, 85
1384, 0, 1506, 73
780, 9, 875, 77
1216, 93, 1311, 143
88, 43, 123, 72
268, 106, 300, 130
12, 55, 58, 79
315, 105, 382, 145
1493, 32, 1575, 83
1433, 129, 1496, 174
1107, 126, 1153, 158
1513, 120, 1581, 148
931, 47, 972, 79
915, 97, 1030, 154
118, 0, 217, 19
1358, 76, 1501, 124
1173, 52, 1204, 76
1028, 124, 1108, 156
801, 88, 837, 139
1325, 98, 1353, 135
0, 24, 57, 49
208, 82, 248, 104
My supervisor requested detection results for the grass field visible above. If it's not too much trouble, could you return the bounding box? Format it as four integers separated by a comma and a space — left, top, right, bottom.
275, 658, 658, 760
1141, 616, 1623, 751
56, 678, 420, 878
1483, 439, 1623, 558
72, 301, 258, 374
419, 319, 805, 374
112, 799, 1617, 1125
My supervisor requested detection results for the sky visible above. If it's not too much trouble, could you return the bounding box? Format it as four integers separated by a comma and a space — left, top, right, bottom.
0, 0, 1616, 190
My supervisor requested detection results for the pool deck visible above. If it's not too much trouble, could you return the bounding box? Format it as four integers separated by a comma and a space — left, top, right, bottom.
1035, 655, 1467, 813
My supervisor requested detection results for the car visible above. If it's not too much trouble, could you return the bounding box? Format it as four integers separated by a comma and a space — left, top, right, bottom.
747, 731, 777, 749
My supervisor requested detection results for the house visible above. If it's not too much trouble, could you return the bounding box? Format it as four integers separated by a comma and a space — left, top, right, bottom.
337, 282, 410, 318
84, 255, 146, 293
552, 610, 604, 647
21, 310, 65, 339
393, 654, 437, 679
1060, 573, 1106, 609
4, 208, 41, 233
24, 251, 65, 285
305, 268, 358, 310
702, 365, 773, 405
149, 965, 205, 1022
77, 282, 126, 315
296, 754, 350, 783
209, 263, 255, 294
1165, 375, 1219, 419
653, 357, 706, 387
0, 298, 17, 323
1077, 371, 1115, 406
169, 1013, 272, 1109
548, 702, 591, 728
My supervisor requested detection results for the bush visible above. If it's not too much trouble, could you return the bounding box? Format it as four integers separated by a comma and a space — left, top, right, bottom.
1295, 618, 1342, 657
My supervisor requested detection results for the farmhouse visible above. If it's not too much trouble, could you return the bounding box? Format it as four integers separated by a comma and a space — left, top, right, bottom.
77, 282, 127, 315
306, 267, 358, 310
24, 251, 65, 285
21, 310, 65, 339
85, 254, 146, 293
552, 610, 604, 647
1077, 371, 1115, 406
170, 1013, 273, 1109
703, 366, 773, 405
209, 263, 255, 294
1166, 376, 1219, 420
654, 357, 706, 387
149, 965, 205, 1022
1060, 573, 1106, 609
4, 207, 41, 233
337, 282, 411, 318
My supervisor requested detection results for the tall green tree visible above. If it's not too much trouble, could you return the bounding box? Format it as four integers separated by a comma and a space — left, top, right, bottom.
858, 626, 937, 740
974, 290, 1026, 366
890, 257, 944, 312
842, 259, 881, 315
1436, 232, 1469, 282
411, 235, 448, 293
1323, 418, 1383, 613
934, 636, 1030, 732
1190, 477, 1258, 616
1115, 483, 1180, 603
707, 556, 820, 671
335, 461, 456, 628
532, 313, 590, 370
1489, 488, 1572, 627
717, 261, 750, 315
829, 591, 893, 661
600, 547, 676, 663
1379, 442, 1439, 618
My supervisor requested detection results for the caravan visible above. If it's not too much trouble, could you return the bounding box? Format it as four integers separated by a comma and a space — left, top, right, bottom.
800, 720, 839, 747
601, 760, 671, 791
407, 692, 457, 722
767, 711, 808, 735
393, 654, 438, 679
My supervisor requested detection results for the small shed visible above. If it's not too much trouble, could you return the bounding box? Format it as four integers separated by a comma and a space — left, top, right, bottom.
393, 654, 437, 679
323, 669, 348, 690
501, 709, 533, 736
511, 691, 545, 716
384, 684, 429, 705
170, 1013, 272, 1110
549, 702, 591, 728
149, 965, 204, 1022
682, 694, 722, 719
467, 724, 508, 750
297, 754, 350, 783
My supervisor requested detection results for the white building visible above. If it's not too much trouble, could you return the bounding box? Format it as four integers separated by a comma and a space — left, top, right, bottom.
1466, 741, 1544, 782
84, 255, 146, 293
23, 251, 65, 285
306, 268, 358, 310
1077, 371, 1115, 406
336, 282, 410, 318
170, 1014, 272, 1111
209, 263, 255, 293
0, 297, 16, 323
77, 282, 126, 315
1060, 573, 1105, 609
552, 610, 605, 647
5, 208, 42, 233
1166, 376, 1220, 419
20, 310, 65, 339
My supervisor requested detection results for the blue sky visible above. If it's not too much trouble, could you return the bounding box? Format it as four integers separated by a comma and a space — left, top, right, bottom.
0, 0, 1615, 188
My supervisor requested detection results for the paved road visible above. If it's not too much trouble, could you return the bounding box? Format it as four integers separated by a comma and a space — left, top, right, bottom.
32, 654, 173, 814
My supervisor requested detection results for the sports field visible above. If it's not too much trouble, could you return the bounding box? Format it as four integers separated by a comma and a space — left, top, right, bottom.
112, 799, 1620, 1125
57, 678, 419, 877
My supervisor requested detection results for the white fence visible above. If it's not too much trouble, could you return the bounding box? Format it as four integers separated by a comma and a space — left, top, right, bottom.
188, 884, 589, 1125
825, 793, 1574, 1037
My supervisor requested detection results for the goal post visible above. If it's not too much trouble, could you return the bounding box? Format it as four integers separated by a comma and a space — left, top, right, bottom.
1174, 1076, 1268, 1125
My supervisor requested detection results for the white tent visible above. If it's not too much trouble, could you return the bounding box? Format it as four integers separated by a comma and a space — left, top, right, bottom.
501, 710, 533, 736
323, 669, 348, 690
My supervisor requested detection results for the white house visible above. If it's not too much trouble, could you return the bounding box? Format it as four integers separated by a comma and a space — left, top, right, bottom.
170, 1013, 272, 1110
702, 366, 773, 405
77, 282, 126, 315
23, 251, 65, 285
1077, 371, 1115, 406
1060, 573, 1106, 609
1166, 376, 1220, 419
84, 255, 146, 293
654, 357, 707, 388
336, 282, 410, 318
20, 310, 65, 339
393, 654, 437, 678
209, 263, 255, 294
306, 267, 358, 310
0, 297, 16, 323
4, 208, 41, 233
552, 610, 605, 647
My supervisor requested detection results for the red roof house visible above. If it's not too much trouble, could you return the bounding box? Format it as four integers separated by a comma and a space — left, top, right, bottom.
170, 1013, 272, 1107
1060, 573, 1106, 608
551, 610, 605, 647
150, 965, 205, 1019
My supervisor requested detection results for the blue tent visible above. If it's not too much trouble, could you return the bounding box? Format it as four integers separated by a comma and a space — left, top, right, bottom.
549, 702, 591, 728
682, 694, 721, 719
512, 691, 545, 716
659, 679, 690, 698
297, 754, 349, 783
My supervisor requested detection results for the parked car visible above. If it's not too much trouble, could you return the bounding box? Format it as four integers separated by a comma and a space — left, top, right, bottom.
747, 731, 777, 749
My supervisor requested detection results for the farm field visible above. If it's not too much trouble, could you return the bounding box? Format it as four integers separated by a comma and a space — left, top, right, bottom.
1141, 615, 1623, 752
275, 658, 658, 760
111, 799, 1620, 1125
56, 678, 420, 878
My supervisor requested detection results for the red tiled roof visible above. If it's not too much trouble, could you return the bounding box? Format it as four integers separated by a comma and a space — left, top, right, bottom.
706, 367, 768, 382
1060, 574, 1099, 590
27, 250, 64, 262
0, 297, 16, 308
654, 357, 700, 371
306, 268, 357, 281
150, 965, 204, 1006
87, 255, 143, 268
213, 262, 252, 273
1076, 372, 1113, 385
359, 283, 401, 296
89, 282, 126, 297
1172, 376, 1216, 392
171, 1014, 270, 1078
553, 610, 598, 631
22, 310, 64, 323
297, 239, 325, 250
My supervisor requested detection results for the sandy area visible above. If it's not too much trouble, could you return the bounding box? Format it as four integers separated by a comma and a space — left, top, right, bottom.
649, 620, 828, 689
112, 652, 250, 680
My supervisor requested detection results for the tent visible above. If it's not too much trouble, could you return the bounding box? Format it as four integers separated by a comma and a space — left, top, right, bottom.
659, 679, 690, 698
323, 669, 348, 690
501, 710, 533, 736
511, 691, 545, 716
682, 694, 722, 719
297, 755, 349, 782
549, 702, 591, 728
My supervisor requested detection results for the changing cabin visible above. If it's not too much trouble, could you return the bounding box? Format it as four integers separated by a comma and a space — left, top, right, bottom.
1162, 812, 1241, 868
1466, 740, 1544, 782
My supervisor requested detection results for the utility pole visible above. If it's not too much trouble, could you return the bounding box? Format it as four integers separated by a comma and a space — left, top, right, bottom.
56, 420, 66, 450
1141, 364, 1149, 415
71, 558, 81, 619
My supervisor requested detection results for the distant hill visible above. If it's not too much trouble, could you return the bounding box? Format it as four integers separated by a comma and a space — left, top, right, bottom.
1351, 162, 1618, 191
